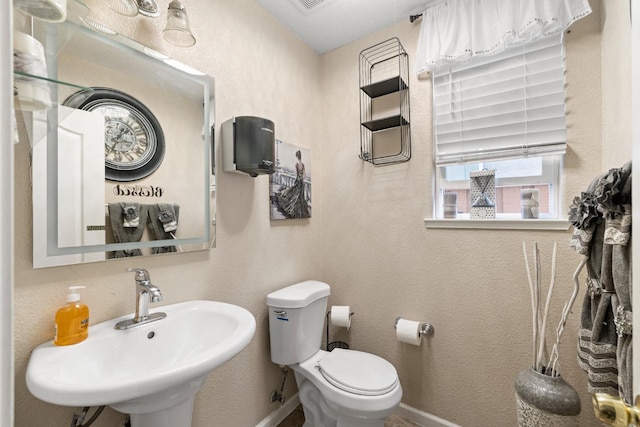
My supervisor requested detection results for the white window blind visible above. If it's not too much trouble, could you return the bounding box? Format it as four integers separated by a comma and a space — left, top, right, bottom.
432, 34, 566, 166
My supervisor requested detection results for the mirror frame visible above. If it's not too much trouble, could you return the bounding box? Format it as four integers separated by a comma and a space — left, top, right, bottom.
25, 18, 215, 264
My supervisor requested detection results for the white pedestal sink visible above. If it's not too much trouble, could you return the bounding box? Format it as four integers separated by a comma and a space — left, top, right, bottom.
26, 300, 256, 427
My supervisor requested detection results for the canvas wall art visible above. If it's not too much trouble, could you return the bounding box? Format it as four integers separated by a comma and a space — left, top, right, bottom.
270, 140, 312, 220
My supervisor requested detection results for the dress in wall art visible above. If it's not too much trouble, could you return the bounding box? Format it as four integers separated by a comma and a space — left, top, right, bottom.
270, 140, 311, 220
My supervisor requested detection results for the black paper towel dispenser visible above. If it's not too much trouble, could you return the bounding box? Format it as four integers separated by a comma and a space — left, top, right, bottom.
222, 116, 275, 177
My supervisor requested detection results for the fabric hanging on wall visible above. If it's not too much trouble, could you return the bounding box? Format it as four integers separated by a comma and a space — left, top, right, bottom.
147, 203, 180, 254
569, 162, 633, 404
414, 0, 592, 74
108, 203, 149, 258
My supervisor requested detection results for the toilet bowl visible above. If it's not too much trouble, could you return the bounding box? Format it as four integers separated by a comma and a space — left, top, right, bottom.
293, 348, 402, 426
266, 281, 402, 427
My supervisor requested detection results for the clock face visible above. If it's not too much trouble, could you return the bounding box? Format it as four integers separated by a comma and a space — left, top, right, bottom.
64, 88, 165, 182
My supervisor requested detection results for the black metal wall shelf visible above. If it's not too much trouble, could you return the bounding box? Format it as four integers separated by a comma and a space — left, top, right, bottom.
360, 76, 408, 98
361, 115, 409, 132
359, 38, 411, 166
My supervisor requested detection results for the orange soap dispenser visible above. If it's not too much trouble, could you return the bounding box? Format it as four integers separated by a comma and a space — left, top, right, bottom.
54, 286, 89, 346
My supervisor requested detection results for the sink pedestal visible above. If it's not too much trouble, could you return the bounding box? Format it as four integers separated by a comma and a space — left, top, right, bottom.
111, 377, 205, 427
128, 396, 195, 427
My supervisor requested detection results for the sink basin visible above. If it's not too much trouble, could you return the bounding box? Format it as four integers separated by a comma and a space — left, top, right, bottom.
26, 300, 256, 427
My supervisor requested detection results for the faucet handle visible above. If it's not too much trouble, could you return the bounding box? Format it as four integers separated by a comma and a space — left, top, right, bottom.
126, 267, 151, 282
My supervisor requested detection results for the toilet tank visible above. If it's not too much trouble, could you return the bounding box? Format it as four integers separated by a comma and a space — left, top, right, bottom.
267, 281, 330, 366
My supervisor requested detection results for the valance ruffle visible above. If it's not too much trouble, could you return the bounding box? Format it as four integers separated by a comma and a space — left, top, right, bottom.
414, 0, 592, 74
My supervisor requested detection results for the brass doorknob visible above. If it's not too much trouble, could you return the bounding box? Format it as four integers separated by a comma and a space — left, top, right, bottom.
593, 393, 640, 426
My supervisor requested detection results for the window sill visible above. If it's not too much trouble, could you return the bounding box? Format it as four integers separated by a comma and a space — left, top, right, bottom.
424, 218, 570, 231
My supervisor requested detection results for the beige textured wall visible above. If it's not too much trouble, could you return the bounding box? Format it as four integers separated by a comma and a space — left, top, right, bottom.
13, 0, 323, 425
320, 2, 613, 427
12, 0, 630, 426
601, 0, 632, 169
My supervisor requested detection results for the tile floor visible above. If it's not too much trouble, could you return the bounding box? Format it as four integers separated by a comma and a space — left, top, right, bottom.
277, 405, 421, 427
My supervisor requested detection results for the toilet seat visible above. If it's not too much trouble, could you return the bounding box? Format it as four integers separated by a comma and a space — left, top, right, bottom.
317, 349, 398, 396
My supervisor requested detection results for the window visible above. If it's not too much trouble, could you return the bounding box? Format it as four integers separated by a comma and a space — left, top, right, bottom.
432, 34, 566, 220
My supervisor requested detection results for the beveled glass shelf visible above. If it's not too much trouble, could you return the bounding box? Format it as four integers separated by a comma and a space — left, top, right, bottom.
14, 70, 92, 91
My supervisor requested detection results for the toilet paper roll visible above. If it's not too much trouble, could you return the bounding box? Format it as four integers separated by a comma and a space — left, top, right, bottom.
330, 306, 351, 330
396, 318, 422, 346
14, 0, 67, 22
13, 31, 52, 111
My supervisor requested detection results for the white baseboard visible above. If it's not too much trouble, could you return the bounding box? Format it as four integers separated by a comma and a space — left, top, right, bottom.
255, 393, 301, 427
255, 396, 459, 427
395, 403, 461, 427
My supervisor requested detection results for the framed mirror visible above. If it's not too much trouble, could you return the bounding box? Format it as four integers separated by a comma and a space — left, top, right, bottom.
15, 16, 215, 268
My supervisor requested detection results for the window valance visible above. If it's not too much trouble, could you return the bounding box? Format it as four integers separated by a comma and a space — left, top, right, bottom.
415, 0, 592, 74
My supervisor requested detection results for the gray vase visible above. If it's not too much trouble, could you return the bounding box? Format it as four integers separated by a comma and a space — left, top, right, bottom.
515, 368, 581, 427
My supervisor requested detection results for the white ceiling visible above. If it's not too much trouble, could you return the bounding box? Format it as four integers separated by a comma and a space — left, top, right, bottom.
254, 0, 429, 54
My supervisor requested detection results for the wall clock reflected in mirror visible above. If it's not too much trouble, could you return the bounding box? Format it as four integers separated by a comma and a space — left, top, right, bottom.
64, 87, 165, 182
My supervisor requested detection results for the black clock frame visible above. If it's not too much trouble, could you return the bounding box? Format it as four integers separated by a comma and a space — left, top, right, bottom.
63, 87, 166, 182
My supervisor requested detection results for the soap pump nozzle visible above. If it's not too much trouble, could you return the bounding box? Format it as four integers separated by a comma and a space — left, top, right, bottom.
66, 286, 85, 303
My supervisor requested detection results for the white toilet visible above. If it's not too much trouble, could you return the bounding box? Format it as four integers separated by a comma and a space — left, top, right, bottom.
267, 280, 402, 427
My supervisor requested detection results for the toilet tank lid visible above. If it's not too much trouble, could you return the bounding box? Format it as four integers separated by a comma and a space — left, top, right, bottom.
267, 280, 330, 308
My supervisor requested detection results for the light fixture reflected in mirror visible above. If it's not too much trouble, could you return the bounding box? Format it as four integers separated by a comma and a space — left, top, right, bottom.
93, 0, 196, 47
98, 0, 139, 17
80, 16, 118, 35
162, 0, 196, 47
136, 0, 160, 17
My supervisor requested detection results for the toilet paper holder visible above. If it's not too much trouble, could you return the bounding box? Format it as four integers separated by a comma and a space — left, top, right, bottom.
394, 317, 434, 338
326, 310, 354, 352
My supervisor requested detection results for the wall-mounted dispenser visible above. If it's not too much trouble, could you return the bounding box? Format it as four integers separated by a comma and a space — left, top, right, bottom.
222, 116, 275, 177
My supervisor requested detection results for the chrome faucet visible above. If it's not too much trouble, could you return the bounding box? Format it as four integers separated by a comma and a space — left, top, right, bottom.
115, 268, 167, 330
131, 268, 163, 322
